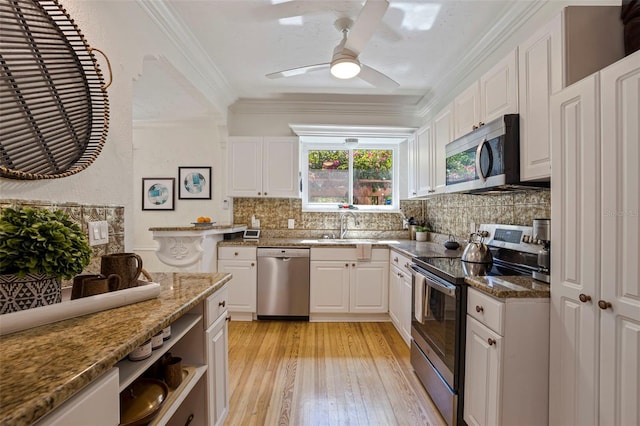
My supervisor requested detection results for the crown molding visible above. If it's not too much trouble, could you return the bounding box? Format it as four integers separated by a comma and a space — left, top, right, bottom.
289, 124, 417, 138
229, 98, 421, 117
136, 0, 236, 118
415, 0, 550, 117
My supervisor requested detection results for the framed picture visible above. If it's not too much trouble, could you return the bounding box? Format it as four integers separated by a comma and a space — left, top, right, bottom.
178, 166, 212, 200
142, 178, 175, 210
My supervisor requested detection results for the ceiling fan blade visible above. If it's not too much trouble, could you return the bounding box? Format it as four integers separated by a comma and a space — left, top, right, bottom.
266, 63, 330, 79
344, 0, 389, 55
358, 64, 399, 90
255, 0, 328, 21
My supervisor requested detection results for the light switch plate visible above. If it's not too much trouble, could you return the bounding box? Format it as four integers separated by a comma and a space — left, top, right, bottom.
288, 219, 295, 229
88, 221, 109, 246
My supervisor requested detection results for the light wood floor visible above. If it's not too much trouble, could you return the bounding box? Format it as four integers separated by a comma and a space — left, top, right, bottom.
226, 321, 446, 426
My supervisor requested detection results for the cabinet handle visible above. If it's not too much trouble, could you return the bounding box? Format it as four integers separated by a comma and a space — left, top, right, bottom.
345, 263, 349, 267
226, 316, 231, 322
264, 192, 267, 196
251, 262, 255, 267
598, 300, 612, 310
475, 305, 484, 313
579, 294, 592, 303
398, 272, 403, 278
472, 125, 478, 130
234, 252, 239, 256
352, 263, 356, 267
219, 300, 226, 307
479, 121, 485, 127
393, 257, 399, 263
428, 189, 435, 193
487, 338, 496, 346
404, 263, 410, 269
258, 192, 261, 196
412, 191, 417, 196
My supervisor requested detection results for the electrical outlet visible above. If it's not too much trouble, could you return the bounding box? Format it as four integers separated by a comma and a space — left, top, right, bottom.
88, 221, 109, 246
288, 219, 295, 229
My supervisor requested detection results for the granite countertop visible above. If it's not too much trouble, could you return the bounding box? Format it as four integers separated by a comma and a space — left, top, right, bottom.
465, 275, 550, 299
0, 272, 231, 426
218, 237, 462, 258
149, 223, 247, 232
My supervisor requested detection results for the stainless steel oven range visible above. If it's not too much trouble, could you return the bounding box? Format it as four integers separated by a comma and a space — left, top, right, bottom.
410, 223, 547, 425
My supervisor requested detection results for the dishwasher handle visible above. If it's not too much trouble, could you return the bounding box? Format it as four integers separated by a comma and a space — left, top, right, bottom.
257, 248, 310, 258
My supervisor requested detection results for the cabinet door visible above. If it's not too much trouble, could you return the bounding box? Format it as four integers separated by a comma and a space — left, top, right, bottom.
518, 14, 562, 181
217, 260, 256, 314
406, 134, 418, 198
400, 270, 412, 346
464, 316, 502, 426
480, 49, 518, 124
310, 261, 350, 313
389, 266, 402, 329
263, 137, 299, 198
350, 261, 389, 313
549, 74, 600, 426
228, 137, 263, 197
599, 53, 640, 426
454, 82, 480, 139
432, 104, 453, 194
416, 123, 434, 196
206, 314, 229, 426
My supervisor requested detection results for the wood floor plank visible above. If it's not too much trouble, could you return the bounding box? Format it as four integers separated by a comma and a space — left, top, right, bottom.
226, 321, 446, 426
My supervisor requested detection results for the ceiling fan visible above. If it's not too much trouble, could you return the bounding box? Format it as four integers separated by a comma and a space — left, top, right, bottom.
265, 0, 399, 90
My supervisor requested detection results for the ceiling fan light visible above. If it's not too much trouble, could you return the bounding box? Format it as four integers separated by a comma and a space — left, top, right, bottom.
330, 59, 361, 79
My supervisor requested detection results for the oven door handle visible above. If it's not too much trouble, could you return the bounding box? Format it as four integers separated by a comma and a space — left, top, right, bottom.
410, 265, 457, 297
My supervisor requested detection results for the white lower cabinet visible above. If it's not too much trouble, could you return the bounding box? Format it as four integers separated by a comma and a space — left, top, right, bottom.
388, 251, 412, 346
35, 368, 119, 426
463, 287, 549, 426
310, 248, 388, 316
217, 247, 256, 320
206, 306, 229, 426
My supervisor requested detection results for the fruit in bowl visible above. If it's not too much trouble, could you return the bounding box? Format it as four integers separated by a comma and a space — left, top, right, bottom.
196, 216, 211, 223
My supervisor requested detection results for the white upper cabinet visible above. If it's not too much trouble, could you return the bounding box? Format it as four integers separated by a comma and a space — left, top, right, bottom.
479, 49, 518, 125
415, 123, 434, 197
432, 103, 453, 194
228, 136, 299, 198
453, 82, 481, 139
454, 49, 518, 140
519, 6, 624, 182
406, 134, 418, 198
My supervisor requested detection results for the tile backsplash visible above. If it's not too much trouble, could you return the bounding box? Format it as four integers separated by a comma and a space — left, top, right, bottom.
232, 188, 550, 241
0, 199, 125, 285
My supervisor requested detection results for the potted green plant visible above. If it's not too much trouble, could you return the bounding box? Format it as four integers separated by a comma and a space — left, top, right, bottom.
0, 206, 92, 314
414, 226, 429, 242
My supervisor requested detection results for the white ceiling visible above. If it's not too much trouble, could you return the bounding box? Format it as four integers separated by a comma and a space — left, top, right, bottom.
132, 0, 544, 121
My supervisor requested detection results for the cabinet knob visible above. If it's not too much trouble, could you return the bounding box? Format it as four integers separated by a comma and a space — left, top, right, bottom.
219, 300, 226, 307
487, 338, 496, 346
479, 121, 485, 127
393, 257, 399, 263
398, 272, 403, 278
226, 316, 231, 322
412, 191, 417, 196
475, 305, 484, 313
258, 192, 261, 196
251, 262, 255, 267
345, 263, 349, 267
352, 263, 356, 267
428, 189, 435, 193
472, 125, 478, 130
579, 294, 592, 303
234, 252, 239, 256
404, 263, 410, 269
264, 192, 267, 196
598, 300, 612, 310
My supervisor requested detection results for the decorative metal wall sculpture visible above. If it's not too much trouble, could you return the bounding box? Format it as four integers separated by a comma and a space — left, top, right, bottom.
0, 0, 111, 179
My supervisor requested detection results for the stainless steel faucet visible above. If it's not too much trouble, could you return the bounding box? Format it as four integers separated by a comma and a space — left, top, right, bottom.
339, 211, 359, 239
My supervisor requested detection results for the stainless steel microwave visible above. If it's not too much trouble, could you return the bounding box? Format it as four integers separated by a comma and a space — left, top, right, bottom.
445, 114, 546, 193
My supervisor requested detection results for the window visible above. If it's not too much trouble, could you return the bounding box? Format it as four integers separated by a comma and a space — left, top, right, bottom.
301, 143, 399, 211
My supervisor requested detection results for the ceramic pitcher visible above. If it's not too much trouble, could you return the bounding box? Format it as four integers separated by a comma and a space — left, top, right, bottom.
100, 253, 143, 291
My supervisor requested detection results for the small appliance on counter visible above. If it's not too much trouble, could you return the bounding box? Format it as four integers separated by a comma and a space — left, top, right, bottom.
532, 218, 551, 283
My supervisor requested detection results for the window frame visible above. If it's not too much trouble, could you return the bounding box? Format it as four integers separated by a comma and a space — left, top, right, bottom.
301, 142, 400, 212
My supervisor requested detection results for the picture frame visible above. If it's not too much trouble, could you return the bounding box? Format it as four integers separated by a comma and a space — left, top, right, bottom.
142, 177, 175, 211
178, 166, 212, 200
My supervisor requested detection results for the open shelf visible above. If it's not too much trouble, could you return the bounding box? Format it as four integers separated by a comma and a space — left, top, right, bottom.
116, 313, 202, 391
149, 364, 207, 426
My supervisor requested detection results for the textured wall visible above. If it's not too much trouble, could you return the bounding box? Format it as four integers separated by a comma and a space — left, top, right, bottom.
232, 188, 550, 242
0, 199, 125, 285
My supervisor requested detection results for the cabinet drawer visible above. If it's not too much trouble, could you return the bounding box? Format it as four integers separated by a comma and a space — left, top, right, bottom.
218, 246, 256, 260
311, 247, 388, 261
389, 250, 412, 275
467, 288, 505, 335
206, 284, 229, 327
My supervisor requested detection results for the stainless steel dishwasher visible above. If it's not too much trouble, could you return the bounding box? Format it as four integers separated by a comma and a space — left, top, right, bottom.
257, 247, 310, 320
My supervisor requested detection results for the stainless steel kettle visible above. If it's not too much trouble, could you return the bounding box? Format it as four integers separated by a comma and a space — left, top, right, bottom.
461, 232, 493, 264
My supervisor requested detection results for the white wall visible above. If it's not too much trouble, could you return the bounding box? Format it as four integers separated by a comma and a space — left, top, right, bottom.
132, 119, 230, 271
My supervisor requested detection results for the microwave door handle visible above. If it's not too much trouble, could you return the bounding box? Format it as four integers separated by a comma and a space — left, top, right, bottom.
476, 138, 493, 183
